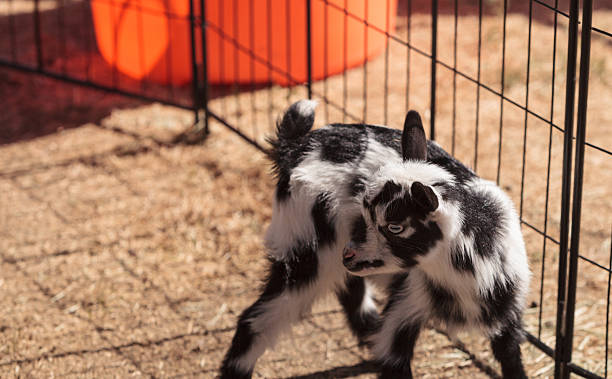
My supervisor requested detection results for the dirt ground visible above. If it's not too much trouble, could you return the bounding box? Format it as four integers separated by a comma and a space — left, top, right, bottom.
0, 100, 524, 379
0, 99, 508, 379
1, 1, 611, 378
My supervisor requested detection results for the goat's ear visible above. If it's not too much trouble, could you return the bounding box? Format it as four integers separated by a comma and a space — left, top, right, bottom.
401, 110, 427, 161
411, 181, 438, 213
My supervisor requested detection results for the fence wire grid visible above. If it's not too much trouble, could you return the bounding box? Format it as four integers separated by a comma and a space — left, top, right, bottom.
1, 0, 611, 378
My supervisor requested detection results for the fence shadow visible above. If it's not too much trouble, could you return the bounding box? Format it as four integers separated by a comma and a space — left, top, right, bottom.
0, 67, 142, 144
284, 361, 380, 379
0, 1, 267, 145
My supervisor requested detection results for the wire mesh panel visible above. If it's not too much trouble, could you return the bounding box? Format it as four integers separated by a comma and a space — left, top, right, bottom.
554, 1, 612, 377
1, 0, 611, 377
199, 1, 611, 377
0, 0, 202, 116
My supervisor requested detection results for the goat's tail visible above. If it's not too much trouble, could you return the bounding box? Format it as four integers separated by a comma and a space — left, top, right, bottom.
275, 100, 317, 141
266, 99, 317, 163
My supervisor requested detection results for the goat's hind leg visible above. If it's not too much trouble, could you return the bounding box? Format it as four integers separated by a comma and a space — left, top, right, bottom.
221, 182, 343, 377
490, 320, 528, 379
220, 254, 322, 379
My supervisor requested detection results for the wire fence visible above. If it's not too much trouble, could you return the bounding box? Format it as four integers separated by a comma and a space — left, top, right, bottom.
1, 0, 611, 378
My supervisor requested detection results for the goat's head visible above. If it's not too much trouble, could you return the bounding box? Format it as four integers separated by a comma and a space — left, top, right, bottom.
343, 111, 452, 276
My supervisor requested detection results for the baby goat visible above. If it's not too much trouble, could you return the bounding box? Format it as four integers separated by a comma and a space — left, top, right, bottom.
220, 100, 531, 379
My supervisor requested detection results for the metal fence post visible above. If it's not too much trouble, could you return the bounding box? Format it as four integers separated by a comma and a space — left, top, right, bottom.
430, 0, 438, 141
553, 0, 580, 376
34, 0, 43, 70
200, 0, 210, 134
558, 0, 593, 378
306, 0, 313, 100
188, 0, 209, 137
189, 0, 201, 127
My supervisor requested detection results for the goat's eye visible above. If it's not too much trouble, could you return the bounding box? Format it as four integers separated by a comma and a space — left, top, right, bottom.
387, 224, 404, 234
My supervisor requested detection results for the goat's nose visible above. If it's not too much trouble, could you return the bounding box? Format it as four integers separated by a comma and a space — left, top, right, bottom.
343, 247, 356, 260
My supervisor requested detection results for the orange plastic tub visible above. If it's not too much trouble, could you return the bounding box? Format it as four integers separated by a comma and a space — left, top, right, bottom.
91, 0, 397, 85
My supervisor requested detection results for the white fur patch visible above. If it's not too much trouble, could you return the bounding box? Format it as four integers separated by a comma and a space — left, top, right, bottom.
293, 99, 318, 117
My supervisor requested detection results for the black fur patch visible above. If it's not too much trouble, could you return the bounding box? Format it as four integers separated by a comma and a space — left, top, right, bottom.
312, 193, 336, 247
268, 134, 313, 202
349, 175, 367, 197
383, 186, 437, 223
490, 320, 527, 379
317, 124, 368, 163
350, 215, 368, 245
436, 182, 461, 202
220, 304, 259, 376
267, 105, 318, 202
410, 182, 439, 214
382, 220, 442, 268
223, 309, 257, 358
371, 181, 403, 209
263, 242, 319, 296
366, 124, 401, 152
379, 364, 413, 379
379, 323, 419, 378
479, 276, 518, 326
275, 174, 292, 202
450, 244, 475, 274
275, 101, 316, 140
390, 322, 420, 368
384, 193, 411, 223
286, 242, 319, 291
219, 364, 252, 379
425, 279, 466, 324
336, 275, 380, 342
460, 189, 505, 258
347, 259, 384, 272
383, 273, 409, 314
261, 259, 290, 299
426, 141, 477, 184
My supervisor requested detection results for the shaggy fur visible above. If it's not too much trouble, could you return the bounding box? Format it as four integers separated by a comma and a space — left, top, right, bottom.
220, 100, 531, 379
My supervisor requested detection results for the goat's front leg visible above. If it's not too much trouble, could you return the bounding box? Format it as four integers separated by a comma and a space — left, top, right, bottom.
369, 280, 422, 379
373, 320, 420, 379
335, 275, 380, 345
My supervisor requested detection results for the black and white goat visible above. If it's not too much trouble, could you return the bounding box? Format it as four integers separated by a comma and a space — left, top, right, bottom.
220, 100, 531, 379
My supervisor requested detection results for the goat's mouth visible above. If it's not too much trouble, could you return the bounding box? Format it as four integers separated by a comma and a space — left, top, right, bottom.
343, 245, 385, 272
345, 260, 385, 272
343, 256, 384, 273
343, 247, 356, 260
